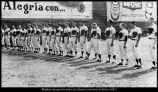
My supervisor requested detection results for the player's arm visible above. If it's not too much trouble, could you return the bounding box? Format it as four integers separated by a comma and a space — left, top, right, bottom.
136, 28, 142, 47
111, 28, 116, 46
84, 27, 88, 43
124, 31, 128, 48
78, 29, 80, 42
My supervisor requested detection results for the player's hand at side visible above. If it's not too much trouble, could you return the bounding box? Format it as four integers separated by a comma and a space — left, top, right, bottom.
111, 42, 113, 47
123, 45, 126, 49
135, 44, 138, 47
152, 46, 155, 50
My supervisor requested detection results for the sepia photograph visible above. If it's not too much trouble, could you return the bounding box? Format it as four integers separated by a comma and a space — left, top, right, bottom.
1, 1, 157, 89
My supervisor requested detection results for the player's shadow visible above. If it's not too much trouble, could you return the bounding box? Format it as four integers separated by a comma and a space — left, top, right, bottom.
94, 65, 120, 72
68, 60, 97, 67
99, 67, 134, 75
116, 68, 157, 80
75, 63, 109, 70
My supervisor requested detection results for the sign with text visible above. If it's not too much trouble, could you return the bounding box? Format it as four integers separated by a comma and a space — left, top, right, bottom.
1, 1, 92, 19
107, 1, 157, 21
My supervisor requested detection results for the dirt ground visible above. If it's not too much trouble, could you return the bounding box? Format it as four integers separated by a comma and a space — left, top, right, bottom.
2, 37, 157, 87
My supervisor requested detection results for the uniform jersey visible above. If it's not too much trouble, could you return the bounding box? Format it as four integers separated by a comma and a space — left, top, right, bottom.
70, 26, 79, 36
79, 25, 88, 36
119, 29, 128, 40
129, 26, 142, 40
56, 26, 63, 35
105, 26, 116, 38
64, 27, 70, 37
5, 28, 10, 35
91, 26, 101, 39
27, 27, 32, 34
148, 23, 157, 38
42, 27, 48, 34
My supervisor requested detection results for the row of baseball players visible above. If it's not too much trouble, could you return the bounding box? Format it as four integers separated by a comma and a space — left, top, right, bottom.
1, 18, 157, 69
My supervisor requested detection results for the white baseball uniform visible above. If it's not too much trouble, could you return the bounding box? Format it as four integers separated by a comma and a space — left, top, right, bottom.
55, 26, 63, 52
70, 26, 79, 56
129, 26, 142, 59
104, 26, 116, 56
1, 29, 5, 46
87, 26, 101, 54
118, 29, 129, 60
147, 23, 157, 61
4, 28, 11, 46
63, 26, 71, 54
79, 25, 88, 52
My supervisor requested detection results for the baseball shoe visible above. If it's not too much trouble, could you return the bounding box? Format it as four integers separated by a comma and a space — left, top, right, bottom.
152, 61, 156, 66
151, 66, 157, 69
111, 62, 116, 64
118, 63, 123, 66
84, 57, 89, 60
136, 65, 142, 69
79, 56, 83, 58
96, 59, 101, 62
132, 64, 139, 68
105, 60, 110, 64
125, 62, 128, 65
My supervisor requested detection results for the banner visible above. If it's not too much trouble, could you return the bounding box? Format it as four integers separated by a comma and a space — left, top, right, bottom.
1, 1, 92, 19
107, 1, 157, 21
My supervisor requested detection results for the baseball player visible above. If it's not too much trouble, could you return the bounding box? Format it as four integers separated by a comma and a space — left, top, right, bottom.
85, 22, 101, 62
147, 17, 157, 69
69, 21, 79, 58
1, 27, 5, 48
33, 25, 41, 53
20, 26, 25, 51
55, 23, 64, 56
30, 24, 36, 52
63, 22, 71, 57
129, 21, 142, 69
104, 20, 116, 64
27, 24, 33, 52
23, 26, 28, 51
49, 24, 56, 55
78, 20, 88, 58
45, 24, 51, 54
41, 24, 48, 53
11, 25, 17, 50
16, 25, 22, 51
4, 25, 11, 49
46, 24, 54, 54
117, 23, 129, 65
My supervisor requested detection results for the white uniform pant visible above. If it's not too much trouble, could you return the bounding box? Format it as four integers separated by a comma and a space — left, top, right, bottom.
131, 40, 141, 59
118, 41, 128, 60
148, 39, 157, 61
104, 39, 116, 55
2, 36, 5, 46
4, 35, 11, 46
79, 36, 87, 51
56, 36, 62, 51
63, 37, 68, 52
87, 38, 101, 54
11, 36, 17, 47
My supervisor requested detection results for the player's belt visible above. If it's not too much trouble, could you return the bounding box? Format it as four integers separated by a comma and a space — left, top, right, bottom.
148, 38, 155, 39
131, 39, 137, 40
93, 38, 99, 39
56, 35, 61, 36
119, 39, 125, 41
71, 35, 76, 37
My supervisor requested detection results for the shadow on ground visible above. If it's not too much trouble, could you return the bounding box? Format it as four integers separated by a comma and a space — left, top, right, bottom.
116, 68, 157, 79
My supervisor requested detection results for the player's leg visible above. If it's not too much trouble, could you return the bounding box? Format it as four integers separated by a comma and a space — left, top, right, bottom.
118, 41, 124, 65
85, 39, 93, 60
105, 39, 111, 63
134, 41, 142, 69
